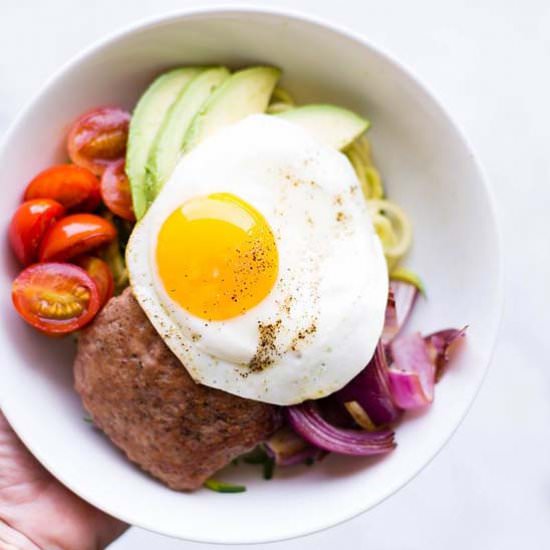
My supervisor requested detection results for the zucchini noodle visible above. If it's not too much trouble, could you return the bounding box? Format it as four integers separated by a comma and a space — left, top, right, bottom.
344, 135, 384, 200
101, 238, 129, 293
267, 87, 413, 268
344, 136, 413, 269
266, 102, 293, 114
271, 87, 295, 105
367, 199, 413, 270
267, 87, 295, 114
343, 131, 412, 270
98, 211, 130, 293
344, 401, 378, 431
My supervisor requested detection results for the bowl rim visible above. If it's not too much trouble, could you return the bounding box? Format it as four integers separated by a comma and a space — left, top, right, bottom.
0, 4, 504, 544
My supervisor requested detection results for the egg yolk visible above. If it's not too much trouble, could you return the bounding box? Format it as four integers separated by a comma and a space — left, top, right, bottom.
156, 193, 279, 321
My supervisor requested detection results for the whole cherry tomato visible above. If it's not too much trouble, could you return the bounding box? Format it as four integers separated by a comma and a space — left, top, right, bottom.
12, 262, 101, 334
9, 199, 66, 265
24, 164, 100, 212
39, 213, 116, 262
67, 107, 130, 176
100, 159, 135, 221
74, 256, 114, 307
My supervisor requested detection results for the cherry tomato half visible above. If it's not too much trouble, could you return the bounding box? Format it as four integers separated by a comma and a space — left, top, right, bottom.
24, 164, 101, 212
67, 107, 130, 176
39, 214, 117, 262
74, 256, 114, 307
9, 199, 66, 265
12, 262, 101, 334
100, 159, 135, 221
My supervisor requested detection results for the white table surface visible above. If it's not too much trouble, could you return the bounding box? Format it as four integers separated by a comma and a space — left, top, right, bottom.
1, 1, 548, 548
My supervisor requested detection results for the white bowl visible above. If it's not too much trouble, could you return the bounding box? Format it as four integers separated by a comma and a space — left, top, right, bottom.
0, 7, 502, 545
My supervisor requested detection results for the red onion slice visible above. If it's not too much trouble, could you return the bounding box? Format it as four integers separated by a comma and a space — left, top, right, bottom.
285, 401, 395, 456
426, 327, 467, 380
335, 342, 401, 426
381, 280, 419, 345
382, 287, 399, 344
388, 332, 435, 409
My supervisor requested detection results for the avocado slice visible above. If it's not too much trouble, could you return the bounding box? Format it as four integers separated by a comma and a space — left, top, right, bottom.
126, 67, 203, 220
146, 67, 230, 200
183, 66, 281, 151
275, 104, 370, 151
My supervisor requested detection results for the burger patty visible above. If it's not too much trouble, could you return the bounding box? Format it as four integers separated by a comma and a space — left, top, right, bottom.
74, 288, 280, 490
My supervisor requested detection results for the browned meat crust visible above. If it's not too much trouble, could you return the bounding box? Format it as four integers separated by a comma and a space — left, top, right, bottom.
74, 288, 280, 490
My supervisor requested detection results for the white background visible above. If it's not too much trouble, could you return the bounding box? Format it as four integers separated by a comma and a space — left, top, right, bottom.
1, 1, 548, 549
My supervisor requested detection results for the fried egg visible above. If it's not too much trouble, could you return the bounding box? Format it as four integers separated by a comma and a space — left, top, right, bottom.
127, 114, 388, 405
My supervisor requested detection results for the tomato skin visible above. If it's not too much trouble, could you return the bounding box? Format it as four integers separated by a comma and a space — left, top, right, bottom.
12, 262, 101, 334
67, 107, 130, 176
24, 164, 100, 212
74, 256, 114, 306
9, 199, 66, 265
100, 159, 135, 221
38, 214, 117, 262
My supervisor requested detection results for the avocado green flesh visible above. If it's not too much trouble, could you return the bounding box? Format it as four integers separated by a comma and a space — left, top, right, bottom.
183, 66, 281, 152
126, 67, 203, 220
275, 104, 370, 151
145, 67, 230, 201
127, 67, 366, 221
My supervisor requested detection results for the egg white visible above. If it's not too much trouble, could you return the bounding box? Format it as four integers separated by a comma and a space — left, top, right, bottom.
127, 114, 388, 405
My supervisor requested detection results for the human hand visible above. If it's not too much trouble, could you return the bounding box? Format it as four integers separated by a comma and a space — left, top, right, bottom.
0, 410, 127, 549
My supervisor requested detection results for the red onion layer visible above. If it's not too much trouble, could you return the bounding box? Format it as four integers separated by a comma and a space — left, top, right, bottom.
381, 280, 419, 344
335, 342, 401, 426
388, 332, 435, 409
285, 401, 395, 456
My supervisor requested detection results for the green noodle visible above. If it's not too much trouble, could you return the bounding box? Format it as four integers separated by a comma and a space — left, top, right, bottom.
368, 199, 413, 271
266, 102, 293, 114
98, 211, 129, 293
267, 86, 295, 114
344, 135, 384, 200
271, 87, 295, 106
